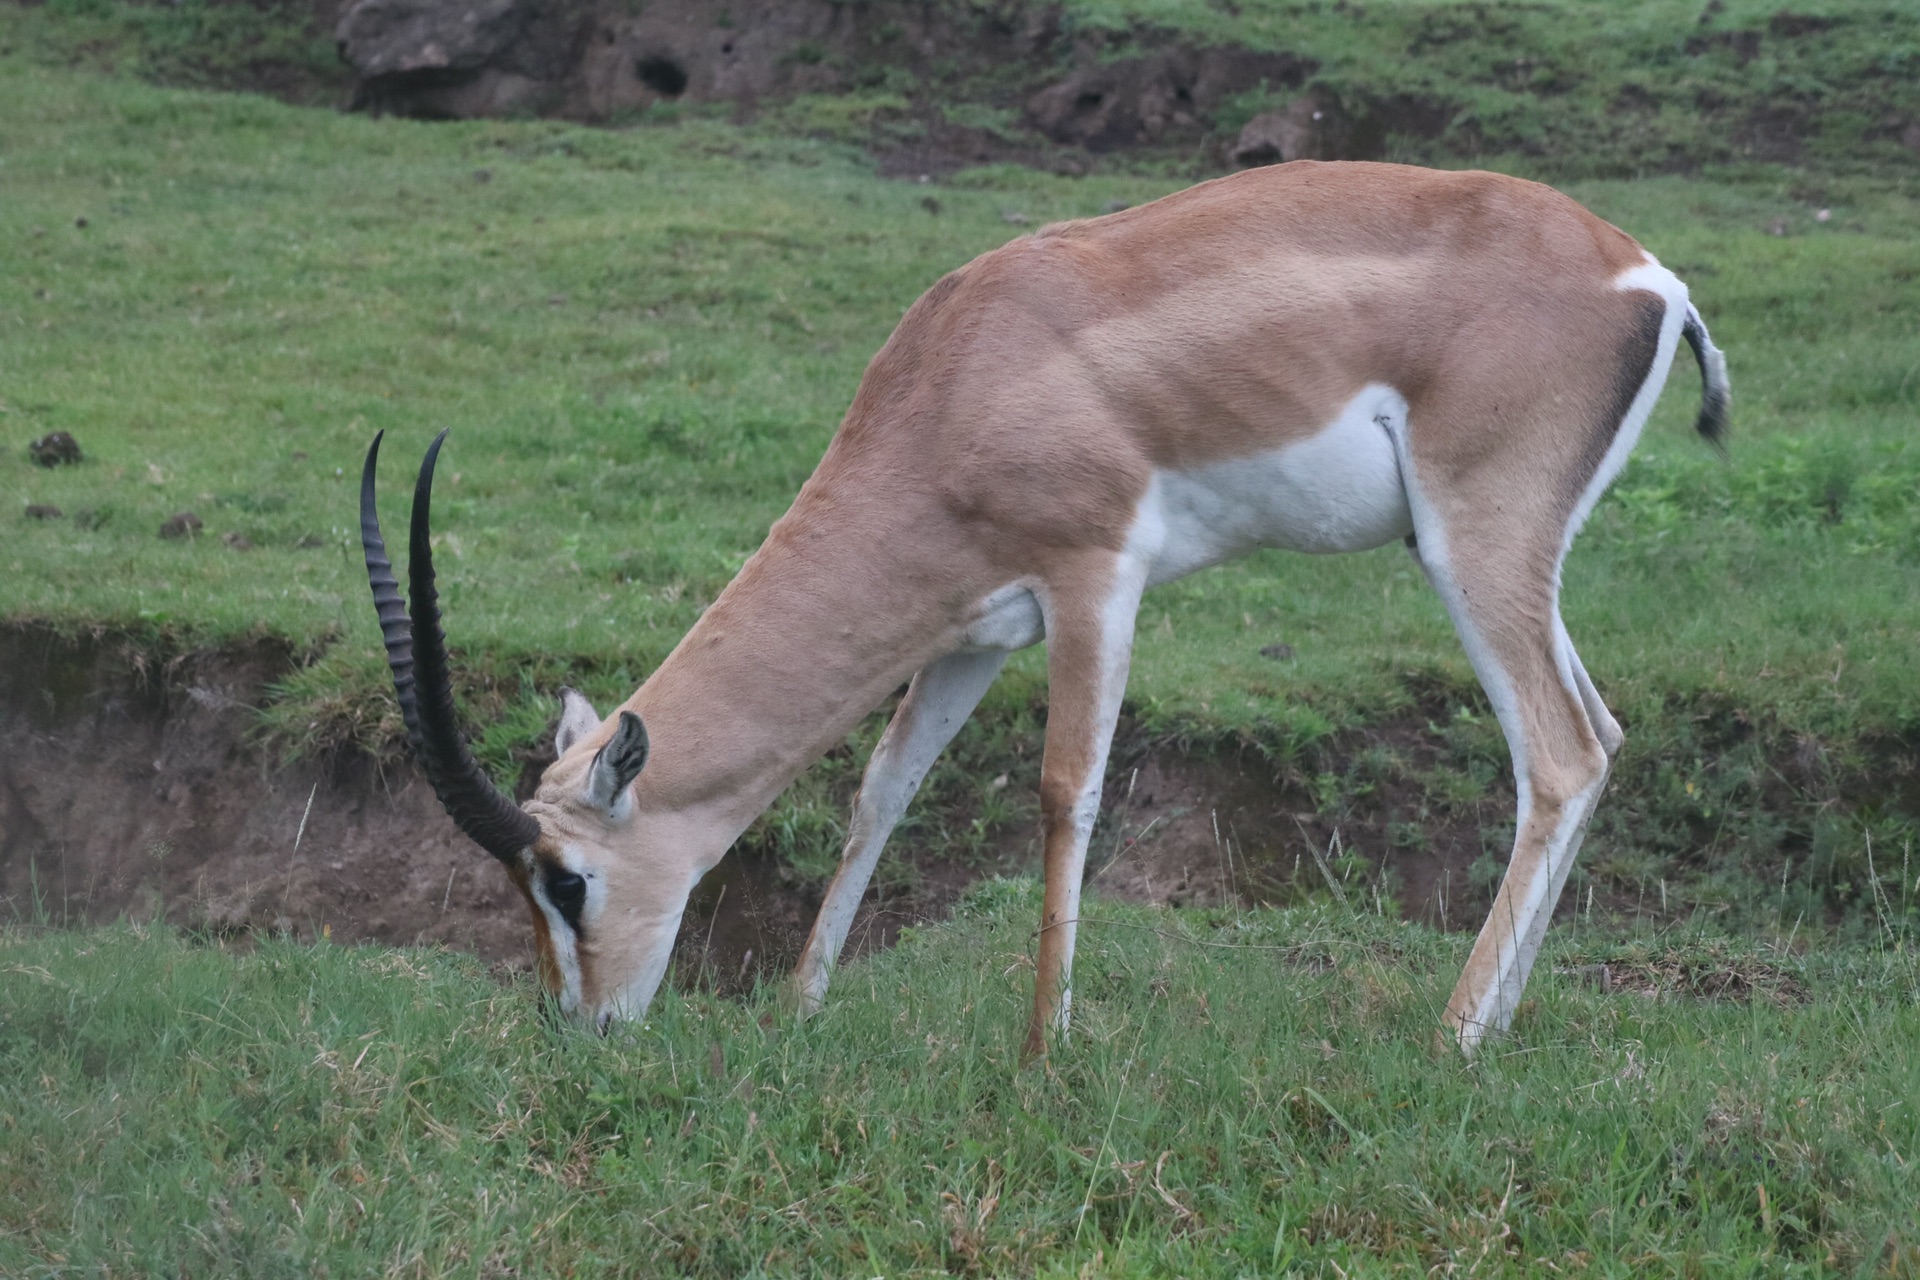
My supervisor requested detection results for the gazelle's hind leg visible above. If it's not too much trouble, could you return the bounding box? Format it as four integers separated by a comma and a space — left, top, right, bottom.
1398, 261, 1685, 1052
1025, 552, 1149, 1061
789, 647, 1007, 1015
1404, 482, 1618, 1054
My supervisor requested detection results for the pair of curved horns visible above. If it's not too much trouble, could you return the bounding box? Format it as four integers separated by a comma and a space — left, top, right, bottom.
360, 430, 540, 862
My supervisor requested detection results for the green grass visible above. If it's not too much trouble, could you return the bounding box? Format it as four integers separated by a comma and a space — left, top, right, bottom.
0, 0, 345, 104
3, 889, 1918, 1276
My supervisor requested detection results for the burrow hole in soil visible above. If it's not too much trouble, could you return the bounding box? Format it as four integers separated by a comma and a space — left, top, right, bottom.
637, 56, 688, 97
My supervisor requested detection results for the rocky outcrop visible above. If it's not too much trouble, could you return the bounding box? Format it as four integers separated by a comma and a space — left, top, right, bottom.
336, 0, 535, 79
338, 0, 591, 117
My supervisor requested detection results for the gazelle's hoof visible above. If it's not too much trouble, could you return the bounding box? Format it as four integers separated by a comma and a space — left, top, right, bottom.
1439, 1009, 1490, 1060
782, 973, 828, 1020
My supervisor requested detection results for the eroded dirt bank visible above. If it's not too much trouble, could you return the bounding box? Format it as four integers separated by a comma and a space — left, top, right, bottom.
0, 623, 1528, 993
0, 626, 536, 959
9, 622, 1901, 990
0, 623, 865, 981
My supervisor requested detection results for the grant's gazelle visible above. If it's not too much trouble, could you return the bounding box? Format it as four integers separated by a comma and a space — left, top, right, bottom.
361, 161, 1728, 1055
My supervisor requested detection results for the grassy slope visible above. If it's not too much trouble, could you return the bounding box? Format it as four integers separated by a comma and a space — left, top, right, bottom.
3, 892, 1917, 1276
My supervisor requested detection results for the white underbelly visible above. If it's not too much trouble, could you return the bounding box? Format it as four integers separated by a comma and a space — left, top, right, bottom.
955, 384, 1414, 653
1144, 382, 1413, 584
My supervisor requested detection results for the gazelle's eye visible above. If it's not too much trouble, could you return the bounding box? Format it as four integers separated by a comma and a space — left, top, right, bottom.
546, 870, 587, 930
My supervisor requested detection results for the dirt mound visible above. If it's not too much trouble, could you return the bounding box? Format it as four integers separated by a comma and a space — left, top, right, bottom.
329, 0, 1350, 172
317, 0, 1488, 176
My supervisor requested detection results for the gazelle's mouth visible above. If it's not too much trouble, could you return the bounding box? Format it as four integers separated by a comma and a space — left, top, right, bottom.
595, 1008, 614, 1036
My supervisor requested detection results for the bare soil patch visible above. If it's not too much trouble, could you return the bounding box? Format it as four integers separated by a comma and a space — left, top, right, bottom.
1086, 732, 1504, 933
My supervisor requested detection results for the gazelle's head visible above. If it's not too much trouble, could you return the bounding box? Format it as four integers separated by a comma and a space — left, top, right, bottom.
359, 431, 697, 1031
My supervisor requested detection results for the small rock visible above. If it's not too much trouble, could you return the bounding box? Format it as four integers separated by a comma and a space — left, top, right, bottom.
336, 0, 528, 80
920, 195, 942, 215
292, 450, 309, 460
1001, 210, 1031, 225
25, 503, 61, 520
1101, 199, 1131, 214
158, 511, 204, 540
221, 531, 255, 551
1814, 207, 1831, 222
29, 431, 82, 467
1259, 643, 1295, 661
74, 215, 88, 229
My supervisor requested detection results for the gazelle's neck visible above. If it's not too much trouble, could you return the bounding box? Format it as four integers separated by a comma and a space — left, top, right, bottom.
618, 469, 975, 845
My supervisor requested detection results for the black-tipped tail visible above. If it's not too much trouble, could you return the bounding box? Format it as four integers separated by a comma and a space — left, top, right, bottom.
1681, 302, 1730, 454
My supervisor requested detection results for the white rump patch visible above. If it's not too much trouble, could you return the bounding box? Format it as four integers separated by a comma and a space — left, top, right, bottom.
1571, 256, 1690, 552
1148, 383, 1414, 583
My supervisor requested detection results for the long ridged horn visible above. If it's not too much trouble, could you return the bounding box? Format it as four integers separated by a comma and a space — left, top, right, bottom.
361, 430, 540, 861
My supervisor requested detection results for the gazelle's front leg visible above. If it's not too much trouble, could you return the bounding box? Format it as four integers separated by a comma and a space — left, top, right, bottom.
1025, 554, 1149, 1061
790, 648, 1008, 1015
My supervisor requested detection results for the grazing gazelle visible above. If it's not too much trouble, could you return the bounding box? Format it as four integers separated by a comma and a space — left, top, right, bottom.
362, 161, 1727, 1056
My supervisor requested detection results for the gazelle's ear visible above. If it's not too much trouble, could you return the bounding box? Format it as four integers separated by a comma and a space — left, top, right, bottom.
553, 687, 603, 758
585, 711, 649, 814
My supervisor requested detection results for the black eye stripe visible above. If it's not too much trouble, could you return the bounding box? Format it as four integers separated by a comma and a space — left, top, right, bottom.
544, 868, 587, 934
